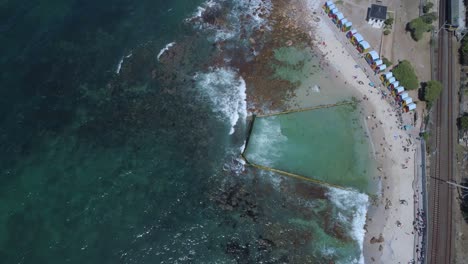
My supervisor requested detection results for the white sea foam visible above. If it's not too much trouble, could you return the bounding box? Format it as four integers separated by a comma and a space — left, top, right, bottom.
247, 117, 287, 167
194, 67, 247, 135
115, 53, 132, 74
327, 187, 369, 264
185, 0, 272, 42
157, 42, 176, 61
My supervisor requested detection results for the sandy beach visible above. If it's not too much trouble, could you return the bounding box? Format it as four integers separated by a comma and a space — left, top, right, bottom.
291, 0, 420, 262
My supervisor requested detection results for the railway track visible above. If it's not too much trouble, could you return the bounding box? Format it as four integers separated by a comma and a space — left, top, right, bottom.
428, 0, 454, 262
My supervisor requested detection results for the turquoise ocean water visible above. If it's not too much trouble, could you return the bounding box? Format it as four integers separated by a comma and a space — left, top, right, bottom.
0, 0, 373, 263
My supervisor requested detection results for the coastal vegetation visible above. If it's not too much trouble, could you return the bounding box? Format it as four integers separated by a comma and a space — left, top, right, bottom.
382, 57, 392, 67
460, 36, 468, 65
406, 2, 436, 41
459, 114, 468, 131
461, 178, 468, 222
392, 60, 419, 90
422, 80, 443, 106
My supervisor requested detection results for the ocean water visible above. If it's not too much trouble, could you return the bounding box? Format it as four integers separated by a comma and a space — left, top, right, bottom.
0, 0, 372, 263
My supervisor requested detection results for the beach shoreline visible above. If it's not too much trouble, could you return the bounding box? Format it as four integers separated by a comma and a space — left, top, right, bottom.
288, 0, 419, 262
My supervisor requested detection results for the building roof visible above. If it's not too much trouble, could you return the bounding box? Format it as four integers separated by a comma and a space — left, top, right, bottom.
387, 77, 396, 83
378, 64, 387, 70
391, 81, 400, 87
368, 50, 379, 60
340, 18, 348, 24
395, 86, 404, 93
369, 4, 387, 20
336, 12, 344, 20
349, 29, 357, 35
407, 103, 416, 110
399, 92, 409, 99
360, 41, 370, 49
373, 59, 383, 66
330, 7, 338, 14
383, 72, 393, 79
344, 21, 352, 27
354, 33, 364, 42
326, 1, 334, 6
403, 97, 413, 104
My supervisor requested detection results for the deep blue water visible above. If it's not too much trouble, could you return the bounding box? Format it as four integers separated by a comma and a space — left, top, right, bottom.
0, 1, 368, 263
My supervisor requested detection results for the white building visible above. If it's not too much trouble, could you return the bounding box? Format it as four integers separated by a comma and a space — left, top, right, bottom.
367, 4, 387, 28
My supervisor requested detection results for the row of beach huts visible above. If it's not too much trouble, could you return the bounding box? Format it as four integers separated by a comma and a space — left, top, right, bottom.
323, 1, 416, 112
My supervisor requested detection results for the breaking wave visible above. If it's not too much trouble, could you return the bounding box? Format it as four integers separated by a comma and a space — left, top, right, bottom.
327, 187, 369, 264
157, 42, 176, 61
194, 67, 247, 135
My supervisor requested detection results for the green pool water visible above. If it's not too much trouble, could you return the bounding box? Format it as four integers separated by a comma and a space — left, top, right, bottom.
244, 103, 375, 194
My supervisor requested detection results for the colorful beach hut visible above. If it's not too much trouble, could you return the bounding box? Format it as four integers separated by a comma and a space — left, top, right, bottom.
388, 81, 400, 91
346, 29, 357, 39
405, 103, 416, 112
380, 72, 393, 82
393, 86, 405, 96
329, 7, 339, 18
374, 64, 387, 73
399, 92, 409, 101
351, 33, 364, 45
324, 2, 335, 13
342, 21, 352, 32
365, 50, 379, 63
333, 12, 344, 24
385, 76, 396, 86
323, 1, 334, 11
371, 59, 383, 69
357, 41, 370, 53
402, 97, 413, 106
338, 18, 348, 29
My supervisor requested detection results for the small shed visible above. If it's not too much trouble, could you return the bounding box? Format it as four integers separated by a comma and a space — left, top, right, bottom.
406, 103, 417, 112
389, 81, 400, 90
365, 50, 379, 64
385, 76, 396, 86
338, 18, 348, 28
346, 29, 357, 38
334, 12, 344, 24
394, 86, 405, 94
367, 4, 387, 28
372, 59, 383, 68
403, 97, 413, 106
399, 92, 409, 100
357, 41, 371, 53
380, 72, 393, 82
342, 21, 352, 32
329, 7, 339, 17
375, 64, 387, 73
351, 33, 364, 45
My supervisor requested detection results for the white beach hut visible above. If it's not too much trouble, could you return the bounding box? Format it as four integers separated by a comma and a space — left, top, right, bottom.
365, 50, 379, 64
399, 92, 409, 100
406, 103, 417, 112
333, 12, 344, 24
394, 86, 405, 94
381, 72, 393, 82
346, 29, 357, 38
402, 97, 413, 105
385, 76, 396, 86
342, 21, 353, 32
375, 64, 387, 73
389, 81, 400, 90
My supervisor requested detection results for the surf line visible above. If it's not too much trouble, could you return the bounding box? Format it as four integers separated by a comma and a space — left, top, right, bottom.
240, 155, 347, 190
256, 101, 355, 118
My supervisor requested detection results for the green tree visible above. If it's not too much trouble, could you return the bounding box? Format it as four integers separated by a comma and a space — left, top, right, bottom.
384, 17, 394, 26
423, 80, 443, 103
383, 29, 391, 35
461, 36, 468, 65
407, 17, 432, 41
392, 60, 419, 90
423, 2, 434, 13
459, 114, 468, 130
421, 12, 437, 24
382, 57, 392, 67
